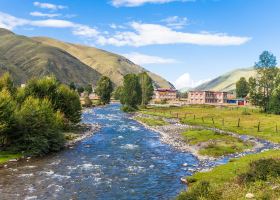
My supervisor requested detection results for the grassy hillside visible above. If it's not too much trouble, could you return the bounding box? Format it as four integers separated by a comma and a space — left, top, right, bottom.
33, 37, 173, 88
195, 68, 257, 92
0, 28, 102, 86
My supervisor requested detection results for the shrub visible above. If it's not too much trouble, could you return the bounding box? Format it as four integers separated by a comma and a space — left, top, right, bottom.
121, 105, 137, 112
238, 159, 280, 184
12, 97, 65, 155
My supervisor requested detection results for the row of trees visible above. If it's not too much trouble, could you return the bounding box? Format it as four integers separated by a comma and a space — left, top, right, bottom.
114, 72, 154, 112
0, 74, 82, 155
236, 51, 280, 114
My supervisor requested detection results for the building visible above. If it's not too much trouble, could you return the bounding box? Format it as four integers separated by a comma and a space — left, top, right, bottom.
154, 88, 177, 100
188, 91, 228, 104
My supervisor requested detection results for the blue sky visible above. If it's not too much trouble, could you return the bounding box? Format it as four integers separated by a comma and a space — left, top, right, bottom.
0, 0, 280, 89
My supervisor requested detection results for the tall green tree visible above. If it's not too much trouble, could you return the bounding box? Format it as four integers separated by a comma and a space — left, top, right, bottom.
236, 77, 249, 98
69, 82, 76, 91
113, 86, 124, 101
121, 74, 142, 111
249, 51, 278, 112
19, 76, 81, 126
84, 84, 93, 94
138, 72, 154, 106
0, 89, 16, 146
95, 76, 113, 105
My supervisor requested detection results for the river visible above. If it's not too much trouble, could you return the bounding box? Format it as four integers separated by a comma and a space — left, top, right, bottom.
0, 103, 203, 200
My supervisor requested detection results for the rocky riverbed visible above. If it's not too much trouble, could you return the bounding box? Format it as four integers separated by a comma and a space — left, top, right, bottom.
133, 113, 280, 171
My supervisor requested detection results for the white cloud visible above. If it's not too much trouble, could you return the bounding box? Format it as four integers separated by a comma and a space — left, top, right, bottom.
174, 73, 210, 89
33, 2, 67, 10
97, 22, 251, 47
30, 11, 61, 18
111, 0, 194, 7
162, 16, 189, 29
123, 52, 177, 65
0, 12, 98, 37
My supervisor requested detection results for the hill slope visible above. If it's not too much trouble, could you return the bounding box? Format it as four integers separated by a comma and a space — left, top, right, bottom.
33, 37, 173, 88
195, 68, 257, 92
0, 28, 101, 86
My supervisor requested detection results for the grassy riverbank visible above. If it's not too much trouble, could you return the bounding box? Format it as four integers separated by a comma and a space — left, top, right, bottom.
141, 105, 280, 143
177, 150, 280, 200
182, 130, 252, 157
0, 151, 22, 164
134, 116, 168, 126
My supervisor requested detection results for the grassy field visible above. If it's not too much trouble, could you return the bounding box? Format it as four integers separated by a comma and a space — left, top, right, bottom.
182, 129, 252, 157
134, 116, 168, 126
0, 151, 22, 164
177, 150, 280, 200
141, 105, 280, 143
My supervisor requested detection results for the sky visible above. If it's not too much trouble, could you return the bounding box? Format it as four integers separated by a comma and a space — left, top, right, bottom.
0, 0, 280, 89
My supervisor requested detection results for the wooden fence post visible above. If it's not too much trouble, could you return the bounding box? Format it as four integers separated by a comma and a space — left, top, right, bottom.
177, 113, 179, 118
237, 118, 240, 127
258, 122, 260, 132
194, 115, 196, 120
276, 124, 278, 133
202, 117, 204, 123
212, 117, 215, 124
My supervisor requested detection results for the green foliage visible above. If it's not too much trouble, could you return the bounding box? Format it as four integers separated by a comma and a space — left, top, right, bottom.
95, 76, 113, 105
121, 105, 137, 112
121, 74, 142, 111
83, 95, 93, 107
12, 97, 65, 155
77, 86, 84, 94
177, 181, 221, 200
0, 72, 16, 95
69, 82, 76, 91
134, 117, 168, 126
138, 72, 154, 106
249, 51, 279, 112
0, 89, 16, 145
19, 76, 81, 125
84, 84, 93, 94
269, 85, 280, 114
238, 159, 280, 183
236, 77, 249, 98
114, 86, 124, 100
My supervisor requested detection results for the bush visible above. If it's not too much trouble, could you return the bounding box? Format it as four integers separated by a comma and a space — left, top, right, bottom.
121, 105, 137, 112
177, 181, 221, 200
242, 110, 251, 115
12, 97, 65, 155
238, 159, 280, 184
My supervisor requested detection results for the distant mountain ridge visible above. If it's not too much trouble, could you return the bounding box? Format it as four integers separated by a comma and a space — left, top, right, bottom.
0, 28, 173, 88
194, 68, 257, 92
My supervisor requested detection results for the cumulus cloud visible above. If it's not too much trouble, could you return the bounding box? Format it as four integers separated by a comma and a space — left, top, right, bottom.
33, 2, 67, 10
30, 11, 61, 18
97, 22, 251, 47
111, 0, 194, 7
123, 52, 177, 65
174, 73, 210, 89
162, 16, 189, 29
0, 12, 98, 37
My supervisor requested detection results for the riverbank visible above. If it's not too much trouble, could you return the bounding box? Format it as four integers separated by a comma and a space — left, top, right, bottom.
0, 122, 101, 167
132, 112, 279, 162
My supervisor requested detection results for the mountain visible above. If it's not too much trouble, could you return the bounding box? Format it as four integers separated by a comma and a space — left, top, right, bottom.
33, 37, 173, 88
0, 28, 173, 88
194, 68, 257, 92
0, 28, 101, 86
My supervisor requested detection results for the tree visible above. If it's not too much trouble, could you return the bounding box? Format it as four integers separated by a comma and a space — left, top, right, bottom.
138, 72, 154, 106
69, 82, 76, 91
95, 76, 113, 105
249, 51, 278, 112
20, 76, 81, 126
0, 72, 16, 95
13, 97, 65, 155
236, 77, 249, 98
114, 86, 124, 101
0, 89, 16, 146
269, 86, 280, 114
77, 86, 84, 94
84, 84, 93, 94
121, 74, 142, 111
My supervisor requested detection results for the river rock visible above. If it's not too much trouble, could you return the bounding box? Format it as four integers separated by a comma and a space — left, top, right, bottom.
182, 163, 188, 167
9, 159, 17, 162
245, 193, 254, 199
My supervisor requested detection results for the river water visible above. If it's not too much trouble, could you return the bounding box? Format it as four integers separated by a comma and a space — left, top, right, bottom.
0, 104, 201, 200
